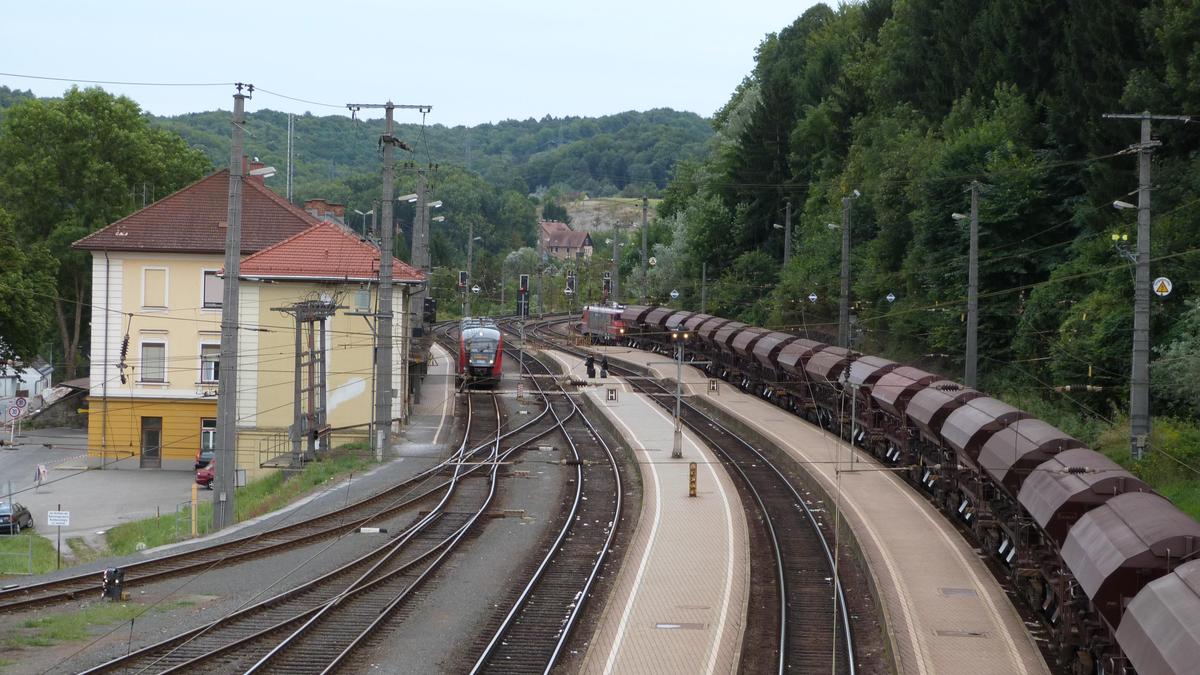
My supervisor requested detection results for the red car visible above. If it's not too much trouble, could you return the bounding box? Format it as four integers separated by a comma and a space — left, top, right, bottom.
196, 461, 215, 489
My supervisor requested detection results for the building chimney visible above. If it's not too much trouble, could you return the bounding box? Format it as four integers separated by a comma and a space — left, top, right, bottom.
248, 158, 267, 185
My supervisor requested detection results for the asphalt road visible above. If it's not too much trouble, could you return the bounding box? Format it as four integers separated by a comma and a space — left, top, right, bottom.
0, 426, 196, 548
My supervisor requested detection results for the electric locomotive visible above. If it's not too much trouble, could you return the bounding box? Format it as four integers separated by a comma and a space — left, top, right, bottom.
458, 317, 503, 386
579, 304, 626, 343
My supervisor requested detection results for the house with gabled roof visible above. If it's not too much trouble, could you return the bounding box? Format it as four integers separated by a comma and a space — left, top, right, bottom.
235, 220, 423, 474
71, 164, 415, 471
539, 220, 593, 260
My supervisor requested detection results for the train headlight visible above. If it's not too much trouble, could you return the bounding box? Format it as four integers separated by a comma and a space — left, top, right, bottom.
619, 328, 625, 334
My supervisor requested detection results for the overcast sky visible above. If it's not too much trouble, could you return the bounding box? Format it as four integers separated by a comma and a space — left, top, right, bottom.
2, 0, 819, 126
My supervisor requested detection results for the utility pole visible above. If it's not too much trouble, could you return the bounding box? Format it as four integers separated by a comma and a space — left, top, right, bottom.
966, 181, 980, 388
611, 221, 620, 304
412, 173, 429, 332
1104, 111, 1189, 460
213, 83, 250, 531
783, 198, 793, 266
348, 101, 429, 462
537, 230, 546, 316
839, 196, 852, 348
641, 195, 649, 304
286, 113, 294, 202
701, 263, 707, 314
466, 220, 475, 317
376, 103, 397, 463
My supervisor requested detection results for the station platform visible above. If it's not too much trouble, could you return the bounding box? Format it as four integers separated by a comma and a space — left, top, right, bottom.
594, 345, 1049, 675
544, 351, 749, 675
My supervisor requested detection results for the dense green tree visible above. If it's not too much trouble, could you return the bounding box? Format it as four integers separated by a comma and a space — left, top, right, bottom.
0, 87, 210, 377
0, 209, 57, 365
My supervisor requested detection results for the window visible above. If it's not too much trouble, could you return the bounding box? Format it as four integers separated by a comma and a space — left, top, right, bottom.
355, 287, 371, 311
200, 344, 220, 383
141, 342, 166, 383
200, 418, 216, 451
203, 271, 223, 308
143, 268, 167, 308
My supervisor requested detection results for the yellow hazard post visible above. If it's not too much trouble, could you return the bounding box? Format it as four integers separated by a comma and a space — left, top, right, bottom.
191, 483, 199, 537
689, 462, 697, 497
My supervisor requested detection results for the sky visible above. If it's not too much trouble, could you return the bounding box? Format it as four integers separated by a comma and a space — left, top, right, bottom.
2, 0, 820, 127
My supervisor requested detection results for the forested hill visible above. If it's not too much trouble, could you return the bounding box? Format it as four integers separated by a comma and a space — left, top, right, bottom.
649, 0, 1200, 466
0, 84, 711, 200
150, 106, 712, 199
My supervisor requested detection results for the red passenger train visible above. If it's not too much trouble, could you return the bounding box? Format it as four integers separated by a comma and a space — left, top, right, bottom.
458, 317, 503, 387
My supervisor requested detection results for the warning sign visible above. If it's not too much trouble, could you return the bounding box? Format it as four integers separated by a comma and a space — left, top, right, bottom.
1153, 277, 1172, 297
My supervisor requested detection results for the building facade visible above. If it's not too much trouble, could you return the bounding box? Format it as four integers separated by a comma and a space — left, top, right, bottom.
539, 220, 593, 260
235, 221, 423, 478
74, 169, 320, 469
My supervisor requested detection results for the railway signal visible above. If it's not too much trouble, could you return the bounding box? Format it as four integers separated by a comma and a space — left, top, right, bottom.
458, 270, 467, 288
565, 274, 576, 295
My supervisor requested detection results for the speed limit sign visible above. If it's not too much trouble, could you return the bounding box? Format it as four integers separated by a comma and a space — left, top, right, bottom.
7, 406, 20, 419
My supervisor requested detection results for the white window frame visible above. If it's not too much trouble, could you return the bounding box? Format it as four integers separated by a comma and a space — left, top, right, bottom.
201, 268, 223, 310
199, 342, 221, 383
141, 266, 169, 310
139, 339, 168, 384
200, 418, 217, 451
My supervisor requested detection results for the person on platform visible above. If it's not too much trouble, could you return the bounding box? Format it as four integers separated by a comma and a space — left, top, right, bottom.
600, 355, 609, 378
585, 355, 596, 379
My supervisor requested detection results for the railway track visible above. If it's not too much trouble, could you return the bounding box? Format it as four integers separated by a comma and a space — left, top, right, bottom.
526, 317, 857, 674
464, 322, 624, 674
83, 392, 507, 674
0, 429, 487, 615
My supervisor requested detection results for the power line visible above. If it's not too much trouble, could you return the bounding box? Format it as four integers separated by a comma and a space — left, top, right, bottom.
0, 71, 234, 87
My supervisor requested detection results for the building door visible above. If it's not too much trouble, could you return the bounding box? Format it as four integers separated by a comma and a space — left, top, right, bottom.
140, 417, 162, 468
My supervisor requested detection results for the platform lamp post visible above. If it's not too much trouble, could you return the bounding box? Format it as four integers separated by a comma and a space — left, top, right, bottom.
670, 329, 689, 459
353, 209, 374, 238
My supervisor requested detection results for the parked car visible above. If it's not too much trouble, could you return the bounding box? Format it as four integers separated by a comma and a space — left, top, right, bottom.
195, 446, 213, 470
196, 461, 215, 489
0, 501, 33, 534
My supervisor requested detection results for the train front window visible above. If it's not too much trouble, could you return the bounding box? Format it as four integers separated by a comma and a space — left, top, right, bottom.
467, 338, 497, 364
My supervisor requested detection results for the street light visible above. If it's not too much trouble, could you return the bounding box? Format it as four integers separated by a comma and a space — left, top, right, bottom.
1113, 200, 1136, 210
353, 209, 374, 237
670, 330, 690, 459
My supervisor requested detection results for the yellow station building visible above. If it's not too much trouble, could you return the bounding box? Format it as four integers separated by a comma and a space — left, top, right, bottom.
74, 168, 422, 472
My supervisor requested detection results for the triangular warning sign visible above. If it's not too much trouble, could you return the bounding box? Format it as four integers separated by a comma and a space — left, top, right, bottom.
1155, 280, 1170, 294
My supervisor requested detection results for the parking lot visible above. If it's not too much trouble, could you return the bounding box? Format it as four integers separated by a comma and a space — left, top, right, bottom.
0, 427, 195, 550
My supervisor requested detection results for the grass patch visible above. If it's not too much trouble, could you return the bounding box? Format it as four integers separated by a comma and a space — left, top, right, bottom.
1092, 416, 1200, 521
0, 532, 63, 576
101, 445, 377, 557
8, 603, 143, 647
4, 599, 203, 650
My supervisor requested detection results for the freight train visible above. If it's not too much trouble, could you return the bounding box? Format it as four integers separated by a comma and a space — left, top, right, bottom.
601, 304, 1199, 675
458, 317, 504, 387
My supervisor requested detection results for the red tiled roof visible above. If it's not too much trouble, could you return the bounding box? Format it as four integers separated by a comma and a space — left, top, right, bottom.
73, 170, 320, 254
547, 230, 591, 249
239, 220, 424, 283
540, 220, 591, 249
